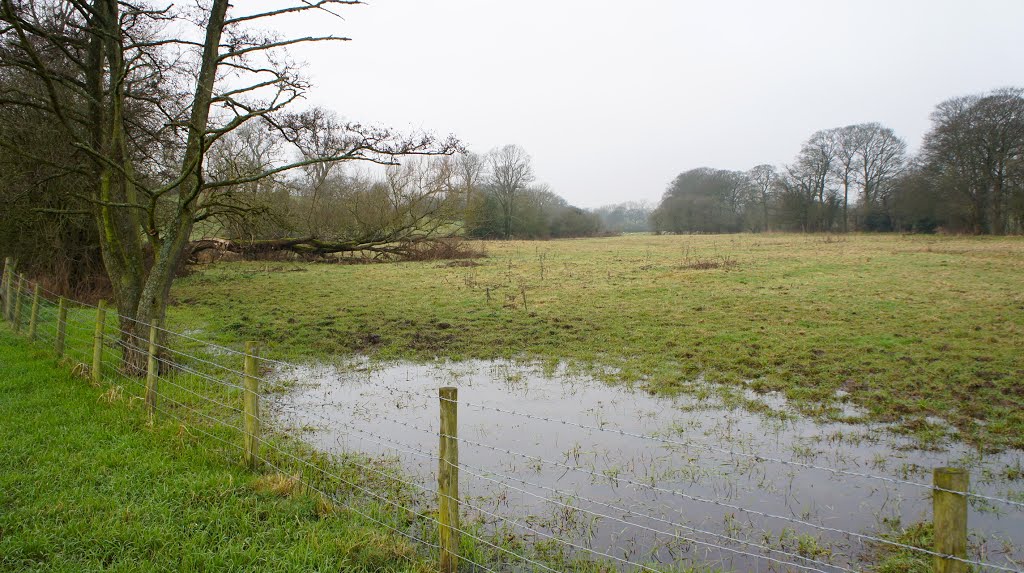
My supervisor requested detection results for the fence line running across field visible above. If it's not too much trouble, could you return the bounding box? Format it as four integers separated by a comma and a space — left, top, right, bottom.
1, 259, 1022, 573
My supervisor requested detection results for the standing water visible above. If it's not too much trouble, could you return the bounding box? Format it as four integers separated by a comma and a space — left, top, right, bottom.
267, 359, 1024, 572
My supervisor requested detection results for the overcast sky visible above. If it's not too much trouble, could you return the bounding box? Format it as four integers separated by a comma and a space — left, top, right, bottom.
261, 0, 1024, 208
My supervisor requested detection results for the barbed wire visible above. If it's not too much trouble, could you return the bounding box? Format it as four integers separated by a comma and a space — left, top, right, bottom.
452, 430, 1023, 571
95, 352, 245, 435
251, 429, 561, 573
125, 379, 502, 573
114, 309, 253, 360
270, 401, 860, 573
10, 279, 1024, 512
85, 315, 284, 393
337, 407, 1019, 572
450, 398, 1024, 511
104, 332, 250, 403
253, 422, 662, 573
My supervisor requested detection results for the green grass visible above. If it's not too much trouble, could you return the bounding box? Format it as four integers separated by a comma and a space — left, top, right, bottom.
0, 327, 431, 572
0, 326, 701, 573
871, 521, 933, 573
166, 233, 1024, 450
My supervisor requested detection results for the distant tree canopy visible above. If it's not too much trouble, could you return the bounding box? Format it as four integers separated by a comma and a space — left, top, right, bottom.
213, 140, 608, 244
457, 145, 604, 239
464, 182, 604, 239
653, 87, 1024, 235
593, 201, 653, 233
651, 169, 751, 234
0, 94, 104, 294
919, 87, 1024, 234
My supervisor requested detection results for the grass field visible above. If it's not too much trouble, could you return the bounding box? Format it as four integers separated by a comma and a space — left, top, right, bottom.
169, 233, 1024, 450
0, 329, 431, 572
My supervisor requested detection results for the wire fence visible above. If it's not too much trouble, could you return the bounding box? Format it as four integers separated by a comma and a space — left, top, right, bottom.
1, 263, 1022, 573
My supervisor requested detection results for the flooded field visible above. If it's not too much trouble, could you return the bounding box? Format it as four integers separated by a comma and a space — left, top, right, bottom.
267, 360, 1024, 572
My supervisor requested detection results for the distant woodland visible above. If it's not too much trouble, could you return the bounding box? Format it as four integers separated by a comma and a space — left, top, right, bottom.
651, 88, 1024, 235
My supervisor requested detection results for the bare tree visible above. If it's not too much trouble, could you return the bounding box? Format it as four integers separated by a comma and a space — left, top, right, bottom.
487, 144, 534, 239
649, 168, 750, 233
287, 107, 350, 235
0, 0, 458, 371
747, 164, 777, 232
820, 123, 907, 231
593, 201, 653, 233
201, 121, 288, 239
455, 151, 485, 220
921, 89, 1024, 234
924, 95, 990, 233
205, 157, 462, 258
832, 126, 861, 232
784, 130, 838, 231
976, 90, 1024, 234
854, 122, 907, 224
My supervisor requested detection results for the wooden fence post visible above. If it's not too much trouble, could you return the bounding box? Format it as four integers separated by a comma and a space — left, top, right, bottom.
5, 264, 16, 323
55, 297, 67, 357
438, 386, 460, 573
12, 275, 23, 333
243, 341, 260, 469
0, 257, 9, 320
28, 284, 40, 340
933, 467, 968, 573
145, 323, 159, 421
92, 300, 106, 385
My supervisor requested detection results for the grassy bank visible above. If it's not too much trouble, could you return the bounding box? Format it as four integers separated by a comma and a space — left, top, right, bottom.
0, 328, 430, 572
167, 233, 1024, 450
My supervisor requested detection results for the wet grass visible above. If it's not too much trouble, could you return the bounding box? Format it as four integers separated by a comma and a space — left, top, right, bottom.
0, 328, 431, 572
872, 521, 933, 573
166, 233, 1024, 450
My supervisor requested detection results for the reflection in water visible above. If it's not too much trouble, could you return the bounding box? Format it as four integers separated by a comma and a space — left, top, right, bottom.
268, 359, 1024, 572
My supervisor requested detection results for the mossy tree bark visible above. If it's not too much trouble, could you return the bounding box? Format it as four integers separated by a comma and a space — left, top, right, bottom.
79, 0, 230, 374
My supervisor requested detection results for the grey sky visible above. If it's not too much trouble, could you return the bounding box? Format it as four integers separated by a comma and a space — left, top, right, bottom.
264, 0, 1024, 208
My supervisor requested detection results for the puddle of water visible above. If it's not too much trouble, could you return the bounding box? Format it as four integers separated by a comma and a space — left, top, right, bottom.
268, 359, 1024, 572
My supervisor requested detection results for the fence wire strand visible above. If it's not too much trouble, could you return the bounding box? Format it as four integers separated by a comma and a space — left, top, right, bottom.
333, 406, 1018, 572
272, 401, 855, 573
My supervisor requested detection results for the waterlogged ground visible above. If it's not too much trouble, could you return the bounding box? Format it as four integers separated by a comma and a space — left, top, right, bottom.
267, 359, 1024, 572
172, 234, 1024, 451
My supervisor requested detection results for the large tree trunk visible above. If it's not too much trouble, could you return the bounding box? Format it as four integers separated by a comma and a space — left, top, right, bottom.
971, 186, 986, 235
992, 170, 1005, 235
762, 196, 769, 233
842, 179, 849, 233
124, 0, 229, 373
87, 0, 148, 374
502, 200, 513, 239
89, 0, 230, 376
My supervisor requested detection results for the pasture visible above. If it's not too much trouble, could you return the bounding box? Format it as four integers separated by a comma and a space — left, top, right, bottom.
170, 233, 1024, 450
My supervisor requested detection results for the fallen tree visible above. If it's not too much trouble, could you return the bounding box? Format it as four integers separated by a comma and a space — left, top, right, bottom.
188, 235, 484, 262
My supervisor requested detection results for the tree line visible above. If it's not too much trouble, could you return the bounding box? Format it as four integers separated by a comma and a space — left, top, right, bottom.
652, 87, 1024, 235
194, 136, 607, 246
456, 145, 604, 240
